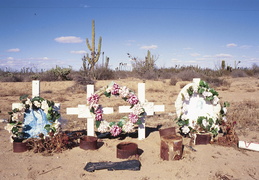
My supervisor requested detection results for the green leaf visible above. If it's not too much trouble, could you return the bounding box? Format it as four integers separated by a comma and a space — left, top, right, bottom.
209, 88, 218, 96
20, 94, 29, 101
117, 120, 124, 127
104, 91, 111, 98
187, 86, 193, 96
136, 119, 142, 125
96, 121, 101, 128
11, 126, 19, 134
198, 87, 205, 94
224, 101, 230, 107
46, 113, 52, 120
109, 122, 116, 127
52, 127, 56, 133
90, 107, 94, 113
44, 124, 51, 132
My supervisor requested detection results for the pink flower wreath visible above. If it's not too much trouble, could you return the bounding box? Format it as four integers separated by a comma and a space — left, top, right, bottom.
87, 82, 146, 137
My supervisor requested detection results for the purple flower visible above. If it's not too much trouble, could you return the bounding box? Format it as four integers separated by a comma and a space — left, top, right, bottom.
127, 94, 139, 105
95, 108, 103, 121
110, 125, 122, 136
129, 113, 139, 123
111, 83, 120, 95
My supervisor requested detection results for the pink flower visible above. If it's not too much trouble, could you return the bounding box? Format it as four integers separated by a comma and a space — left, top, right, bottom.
127, 94, 139, 105
110, 125, 122, 136
95, 108, 103, 121
87, 94, 100, 105
129, 113, 139, 123
111, 83, 120, 95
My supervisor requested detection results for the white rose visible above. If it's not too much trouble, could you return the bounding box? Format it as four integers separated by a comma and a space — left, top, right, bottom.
5, 123, 14, 133
41, 100, 49, 113
181, 126, 190, 134
202, 119, 209, 127
122, 121, 134, 133
223, 107, 227, 114
25, 98, 32, 107
33, 101, 41, 108
193, 85, 198, 93
98, 120, 110, 133
212, 96, 219, 105
119, 86, 130, 98
222, 116, 227, 122
106, 87, 112, 93
212, 124, 219, 132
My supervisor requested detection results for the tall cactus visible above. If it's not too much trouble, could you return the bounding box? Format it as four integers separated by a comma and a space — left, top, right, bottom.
105, 56, 109, 69
221, 60, 226, 70
145, 50, 155, 70
85, 20, 102, 74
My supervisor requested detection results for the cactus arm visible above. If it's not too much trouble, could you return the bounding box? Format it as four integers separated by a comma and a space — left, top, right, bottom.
94, 36, 102, 63
86, 38, 92, 51
92, 20, 95, 55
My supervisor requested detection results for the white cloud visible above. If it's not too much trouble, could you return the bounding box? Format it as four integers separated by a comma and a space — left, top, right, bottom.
190, 53, 200, 57
28, 57, 50, 61
7, 57, 14, 60
42, 57, 49, 60
239, 45, 252, 49
171, 58, 182, 63
70, 50, 87, 54
140, 45, 158, 50
187, 60, 197, 63
183, 47, 192, 50
54, 36, 83, 43
7, 48, 20, 52
215, 53, 233, 58
226, 43, 237, 47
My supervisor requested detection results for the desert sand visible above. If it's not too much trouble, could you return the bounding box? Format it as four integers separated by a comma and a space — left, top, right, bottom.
0, 77, 258, 180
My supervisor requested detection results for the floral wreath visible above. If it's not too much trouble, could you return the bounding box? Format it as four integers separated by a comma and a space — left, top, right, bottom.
5, 95, 61, 141
175, 79, 229, 137
87, 82, 146, 137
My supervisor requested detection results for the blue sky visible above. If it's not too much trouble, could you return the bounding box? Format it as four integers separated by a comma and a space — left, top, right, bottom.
1, 0, 259, 71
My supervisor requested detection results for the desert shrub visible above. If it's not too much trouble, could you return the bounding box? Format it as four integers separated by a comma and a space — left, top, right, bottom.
0, 73, 23, 82
231, 69, 248, 78
113, 70, 131, 79
204, 77, 230, 87
94, 66, 114, 80
169, 77, 178, 86
243, 63, 259, 76
176, 69, 203, 81
140, 70, 159, 80
73, 74, 95, 85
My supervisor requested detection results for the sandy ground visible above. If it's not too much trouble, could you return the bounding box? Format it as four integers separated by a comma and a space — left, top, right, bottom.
0, 77, 259, 180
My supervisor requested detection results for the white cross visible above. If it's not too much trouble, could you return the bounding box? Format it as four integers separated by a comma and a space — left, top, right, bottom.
66, 83, 165, 140
12, 80, 60, 110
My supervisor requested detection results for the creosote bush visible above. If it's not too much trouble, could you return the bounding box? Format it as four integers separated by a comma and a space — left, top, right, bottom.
0, 64, 258, 82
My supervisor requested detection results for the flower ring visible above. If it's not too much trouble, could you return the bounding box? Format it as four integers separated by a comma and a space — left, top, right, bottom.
175, 79, 229, 137
87, 82, 146, 137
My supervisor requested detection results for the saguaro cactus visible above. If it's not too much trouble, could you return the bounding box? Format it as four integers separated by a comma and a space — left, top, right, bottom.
221, 60, 226, 70
145, 50, 155, 70
85, 20, 102, 74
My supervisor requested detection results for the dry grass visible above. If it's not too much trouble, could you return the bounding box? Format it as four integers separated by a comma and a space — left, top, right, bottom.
228, 100, 259, 134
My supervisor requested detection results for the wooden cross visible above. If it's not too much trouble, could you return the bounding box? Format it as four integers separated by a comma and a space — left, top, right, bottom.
66, 83, 165, 140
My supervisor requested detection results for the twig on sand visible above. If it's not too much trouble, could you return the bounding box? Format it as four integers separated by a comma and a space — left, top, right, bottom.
39, 166, 62, 175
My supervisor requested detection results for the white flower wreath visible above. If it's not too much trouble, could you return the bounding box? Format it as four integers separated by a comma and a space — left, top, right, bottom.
5, 95, 61, 141
87, 82, 146, 137
175, 78, 229, 137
